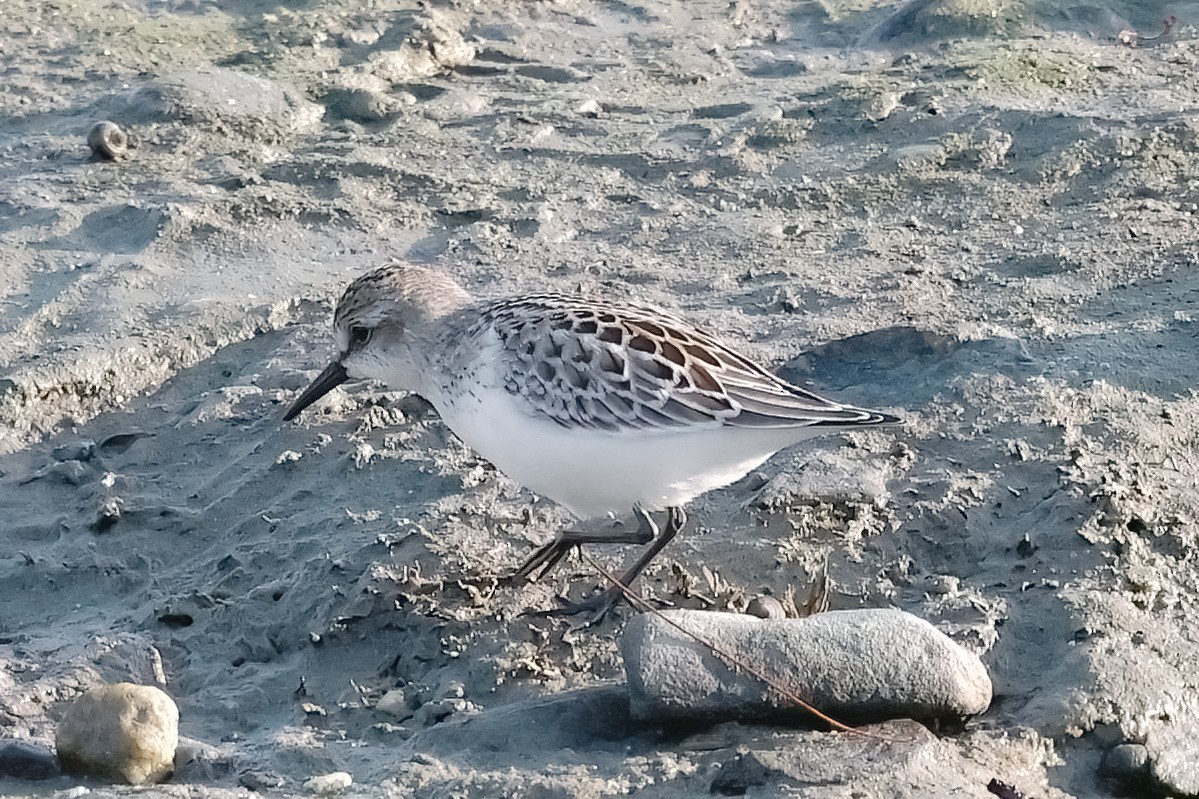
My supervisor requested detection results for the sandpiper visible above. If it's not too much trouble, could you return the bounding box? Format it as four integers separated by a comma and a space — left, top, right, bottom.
284, 263, 899, 616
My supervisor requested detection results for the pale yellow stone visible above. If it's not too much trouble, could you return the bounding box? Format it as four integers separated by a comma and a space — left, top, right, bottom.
56, 683, 179, 785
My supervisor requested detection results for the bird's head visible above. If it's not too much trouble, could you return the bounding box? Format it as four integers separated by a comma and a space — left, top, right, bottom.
283, 263, 472, 421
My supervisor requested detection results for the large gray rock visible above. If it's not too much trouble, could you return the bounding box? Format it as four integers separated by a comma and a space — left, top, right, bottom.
622, 608, 991, 723
55, 683, 179, 785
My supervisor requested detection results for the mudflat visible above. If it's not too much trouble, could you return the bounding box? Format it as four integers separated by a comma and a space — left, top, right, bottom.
1, 1, 1197, 796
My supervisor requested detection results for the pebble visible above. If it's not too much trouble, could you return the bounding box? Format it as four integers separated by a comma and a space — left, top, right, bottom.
622, 608, 991, 722
55, 683, 179, 785
0, 741, 59, 779
86, 121, 133, 160
304, 771, 353, 794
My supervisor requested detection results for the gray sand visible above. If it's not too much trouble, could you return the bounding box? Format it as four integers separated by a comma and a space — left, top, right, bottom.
2, 0, 1199, 796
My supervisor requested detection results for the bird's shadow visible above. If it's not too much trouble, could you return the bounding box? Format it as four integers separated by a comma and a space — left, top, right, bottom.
778, 326, 1037, 411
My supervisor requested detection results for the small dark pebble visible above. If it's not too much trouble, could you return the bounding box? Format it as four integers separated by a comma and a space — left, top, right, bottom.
986, 778, 1026, 799
0, 741, 60, 780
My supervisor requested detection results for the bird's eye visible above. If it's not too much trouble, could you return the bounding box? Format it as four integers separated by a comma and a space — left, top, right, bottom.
349, 326, 372, 346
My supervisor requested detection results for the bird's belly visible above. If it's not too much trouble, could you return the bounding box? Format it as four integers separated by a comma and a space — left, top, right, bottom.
437, 388, 807, 518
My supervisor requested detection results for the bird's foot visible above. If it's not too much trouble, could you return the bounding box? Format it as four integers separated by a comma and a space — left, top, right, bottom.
525, 584, 631, 627
508, 505, 659, 585
507, 539, 575, 585
512, 506, 685, 627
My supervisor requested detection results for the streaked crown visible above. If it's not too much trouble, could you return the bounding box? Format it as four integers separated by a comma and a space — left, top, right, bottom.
332, 263, 472, 353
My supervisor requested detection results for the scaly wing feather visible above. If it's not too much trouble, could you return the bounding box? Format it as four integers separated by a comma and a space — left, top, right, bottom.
478, 294, 897, 433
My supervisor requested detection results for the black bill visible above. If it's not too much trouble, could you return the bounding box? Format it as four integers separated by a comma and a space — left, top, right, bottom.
283, 361, 349, 422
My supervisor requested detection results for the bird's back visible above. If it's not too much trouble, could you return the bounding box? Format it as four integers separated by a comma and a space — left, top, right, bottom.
473, 293, 897, 436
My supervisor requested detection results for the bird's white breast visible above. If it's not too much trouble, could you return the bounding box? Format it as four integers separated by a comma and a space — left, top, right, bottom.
428, 336, 822, 518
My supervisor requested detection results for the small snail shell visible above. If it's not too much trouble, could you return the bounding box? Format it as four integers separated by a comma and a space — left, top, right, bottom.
745, 595, 786, 620
87, 121, 132, 160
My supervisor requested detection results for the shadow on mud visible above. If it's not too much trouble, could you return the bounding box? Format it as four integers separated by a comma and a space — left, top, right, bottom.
780, 326, 1037, 410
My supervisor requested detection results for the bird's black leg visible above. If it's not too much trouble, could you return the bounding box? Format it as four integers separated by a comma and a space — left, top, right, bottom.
510, 504, 658, 584
534, 506, 688, 624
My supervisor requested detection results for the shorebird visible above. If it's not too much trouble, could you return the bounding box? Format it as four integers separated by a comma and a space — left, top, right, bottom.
284, 263, 899, 617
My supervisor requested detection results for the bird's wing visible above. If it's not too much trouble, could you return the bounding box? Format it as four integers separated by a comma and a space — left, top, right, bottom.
478, 294, 896, 434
